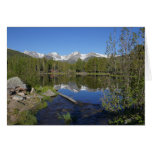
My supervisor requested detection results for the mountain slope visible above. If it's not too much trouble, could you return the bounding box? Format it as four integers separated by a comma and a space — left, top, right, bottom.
24, 51, 44, 58
23, 50, 107, 63
7, 49, 31, 58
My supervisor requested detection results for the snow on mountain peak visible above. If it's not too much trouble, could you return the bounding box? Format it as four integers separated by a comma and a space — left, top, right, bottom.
72, 51, 79, 55
80, 54, 87, 60
37, 53, 45, 58
23, 50, 107, 62
24, 50, 44, 58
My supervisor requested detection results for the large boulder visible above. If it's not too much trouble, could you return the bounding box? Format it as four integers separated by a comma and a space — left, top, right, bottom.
7, 77, 27, 89
43, 89, 56, 97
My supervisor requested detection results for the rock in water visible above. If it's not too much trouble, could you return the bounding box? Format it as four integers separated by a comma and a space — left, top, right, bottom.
53, 85, 60, 91
43, 89, 56, 97
7, 77, 27, 89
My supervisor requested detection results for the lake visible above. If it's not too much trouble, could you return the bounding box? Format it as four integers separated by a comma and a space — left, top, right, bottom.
36, 74, 126, 125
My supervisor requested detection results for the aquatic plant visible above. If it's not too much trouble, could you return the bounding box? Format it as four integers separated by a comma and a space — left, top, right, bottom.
57, 112, 72, 125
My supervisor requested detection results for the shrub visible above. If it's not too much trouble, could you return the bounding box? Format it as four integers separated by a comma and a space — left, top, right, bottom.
17, 111, 37, 125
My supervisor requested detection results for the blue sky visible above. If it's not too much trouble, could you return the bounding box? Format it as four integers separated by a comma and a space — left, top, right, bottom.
7, 27, 141, 55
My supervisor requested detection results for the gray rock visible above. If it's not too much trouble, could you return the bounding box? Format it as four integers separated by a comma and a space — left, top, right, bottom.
17, 92, 25, 97
26, 96, 32, 99
7, 77, 27, 89
125, 118, 132, 124
53, 85, 60, 91
12, 95, 24, 101
43, 89, 56, 97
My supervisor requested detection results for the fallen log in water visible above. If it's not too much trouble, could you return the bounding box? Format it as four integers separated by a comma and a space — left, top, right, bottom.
58, 92, 78, 104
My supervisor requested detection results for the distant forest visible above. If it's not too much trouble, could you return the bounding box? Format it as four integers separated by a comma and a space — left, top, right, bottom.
8, 27, 144, 85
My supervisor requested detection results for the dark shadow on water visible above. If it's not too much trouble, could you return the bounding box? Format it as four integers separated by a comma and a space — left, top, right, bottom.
36, 95, 113, 125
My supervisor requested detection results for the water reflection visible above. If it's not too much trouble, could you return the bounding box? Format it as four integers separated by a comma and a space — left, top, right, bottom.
39, 74, 125, 91
54, 83, 101, 92
36, 75, 133, 125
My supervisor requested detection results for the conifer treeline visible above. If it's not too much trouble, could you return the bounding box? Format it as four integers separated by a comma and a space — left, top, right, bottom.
7, 27, 144, 86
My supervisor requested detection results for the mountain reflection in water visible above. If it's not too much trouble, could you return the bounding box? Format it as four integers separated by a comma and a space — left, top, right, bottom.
37, 75, 124, 125
54, 83, 109, 104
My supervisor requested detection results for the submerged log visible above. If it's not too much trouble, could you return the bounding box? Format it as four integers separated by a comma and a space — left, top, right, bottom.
58, 92, 77, 104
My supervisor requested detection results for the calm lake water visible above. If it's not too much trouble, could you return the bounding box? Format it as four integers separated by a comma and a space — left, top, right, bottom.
36, 75, 125, 125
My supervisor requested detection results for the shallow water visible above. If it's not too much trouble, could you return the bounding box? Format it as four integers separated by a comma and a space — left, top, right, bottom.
36, 75, 124, 125
37, 95, 110, 125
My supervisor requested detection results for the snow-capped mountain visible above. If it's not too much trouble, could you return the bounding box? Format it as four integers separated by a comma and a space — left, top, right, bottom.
46, 52, 61, 60
24, 50, 107, 63
24, 51, 44, 58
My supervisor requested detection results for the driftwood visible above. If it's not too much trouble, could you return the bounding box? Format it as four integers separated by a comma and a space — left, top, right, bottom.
58, 92, 77, 104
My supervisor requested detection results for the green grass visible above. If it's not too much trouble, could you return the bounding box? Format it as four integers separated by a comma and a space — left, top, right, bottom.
13, 108, 20, 115
16, 100, 48, 125
10, 86, 52, 125
57, 112, 72, 125
42, 96, 52, 101
31, 100, 48, 115
108, 113, 144, 125
35, 86, 58, 102
35, 86, 58, 94
17, 111, 37, 125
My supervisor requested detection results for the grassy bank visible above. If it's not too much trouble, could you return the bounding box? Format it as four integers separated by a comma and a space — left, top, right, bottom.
7, 85, 58, 125
16, 86, 58, 125
16, 100, 47, 125
35, 85, 58, 95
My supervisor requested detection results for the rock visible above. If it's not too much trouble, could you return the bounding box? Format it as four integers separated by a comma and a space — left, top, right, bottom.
26, 96, 31, 99
43, 89, 56, 97
30, 88, 35, 94
12, 95, 24, 101
54, 85, 60, 91
7, 88, 16, 95
15, 86, 26, 92
124, 118, 132, 124
7, 77, 27, 90
37, 95, 43, 99
7, 100, 25, 113
17, 92, 25, 97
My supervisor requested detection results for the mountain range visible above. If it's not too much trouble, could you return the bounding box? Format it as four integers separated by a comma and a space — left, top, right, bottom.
24, 51, 107, 63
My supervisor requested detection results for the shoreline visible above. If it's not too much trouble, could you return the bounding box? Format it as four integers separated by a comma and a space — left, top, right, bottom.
7, 84, 58, 125
40, 72, 136, 78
